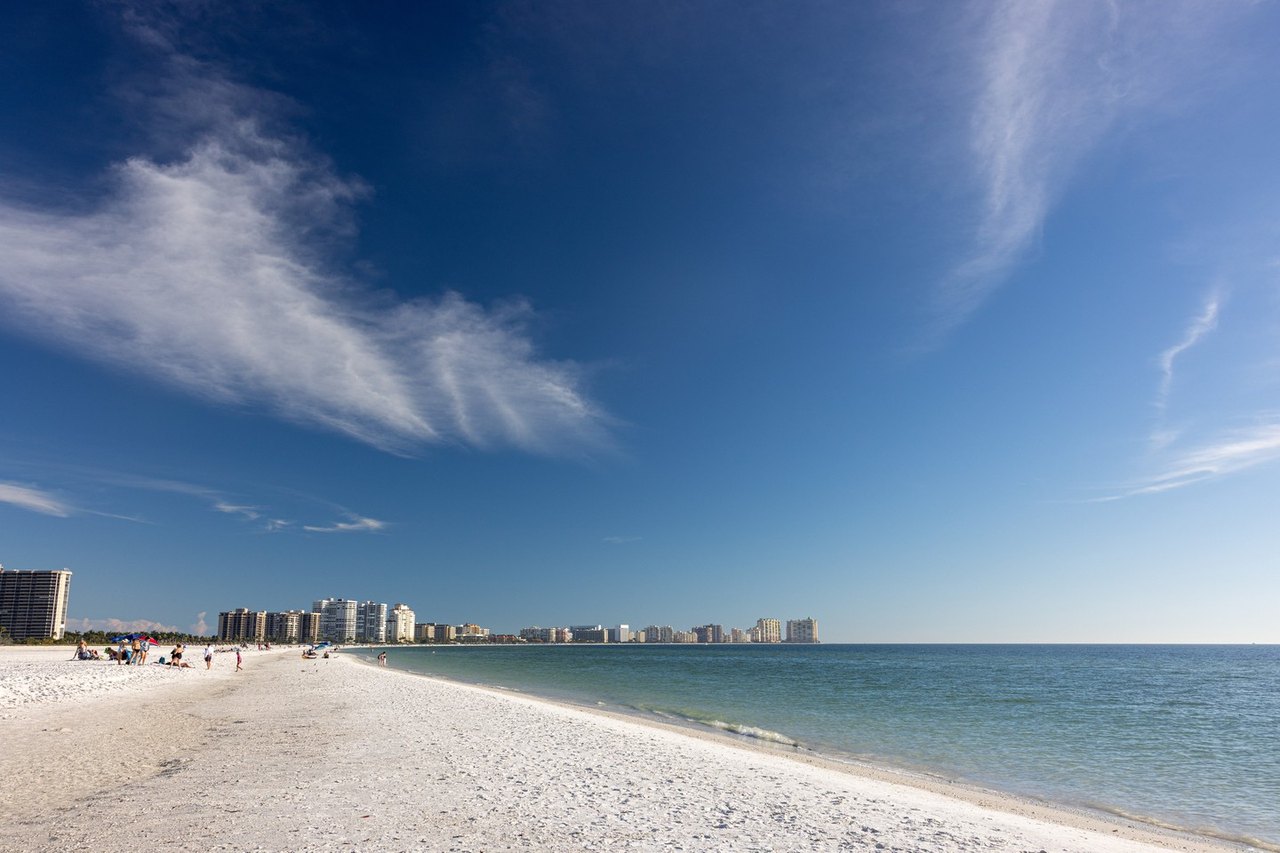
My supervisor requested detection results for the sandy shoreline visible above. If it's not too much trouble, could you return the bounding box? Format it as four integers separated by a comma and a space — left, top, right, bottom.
0, 646, 1258, 852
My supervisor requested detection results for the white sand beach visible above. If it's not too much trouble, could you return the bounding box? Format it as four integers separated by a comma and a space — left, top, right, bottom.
0, 646, 1248, 852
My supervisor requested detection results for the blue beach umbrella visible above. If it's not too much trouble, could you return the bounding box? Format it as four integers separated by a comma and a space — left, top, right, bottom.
110, 633, 158, 645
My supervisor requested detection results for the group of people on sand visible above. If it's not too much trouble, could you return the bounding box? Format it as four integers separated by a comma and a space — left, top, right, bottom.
71, 639, 240, 671
70, 640, 102, 661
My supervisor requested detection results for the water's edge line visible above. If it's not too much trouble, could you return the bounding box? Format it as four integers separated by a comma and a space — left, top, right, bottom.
342, 651, 1260, 853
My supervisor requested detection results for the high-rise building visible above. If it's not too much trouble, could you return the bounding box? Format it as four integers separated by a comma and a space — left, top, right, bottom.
608, 624, 631, 643
313, 598, 358, 643
755, 618, 782, 644
266, 610, 306, 643
386, 603, 415, 643
643, 625, 674, 643
785, 617, 819, 643
0, 566, 71, 641
357, 601, 388, 643
693, 624, 724, 643
299, 611, 322, 644
218, 608, 266, 642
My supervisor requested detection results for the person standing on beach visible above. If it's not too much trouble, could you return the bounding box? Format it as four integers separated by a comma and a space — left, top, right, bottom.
235, 648, 242, 671
117, 639, 127, 665
204, 644, 214, 669
130, 636, 142, 665
377, 651, 387, 666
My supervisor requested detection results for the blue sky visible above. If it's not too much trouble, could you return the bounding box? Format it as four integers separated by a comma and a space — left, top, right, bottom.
2, 1, 1279, 642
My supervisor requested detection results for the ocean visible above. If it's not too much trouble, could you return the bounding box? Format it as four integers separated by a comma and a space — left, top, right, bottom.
354, 643, 1279, 848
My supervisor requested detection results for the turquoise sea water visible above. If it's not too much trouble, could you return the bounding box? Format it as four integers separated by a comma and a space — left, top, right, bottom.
354, 644, 1280, 848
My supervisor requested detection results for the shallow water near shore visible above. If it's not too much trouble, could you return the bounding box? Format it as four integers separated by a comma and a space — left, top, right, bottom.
357, 643, 1280, 848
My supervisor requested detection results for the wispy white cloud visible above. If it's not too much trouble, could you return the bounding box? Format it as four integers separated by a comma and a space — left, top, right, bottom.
122, 475, 373, 534
0, 481, 71, 517
1101, 421, 1280, 500
933, 1, 1248, 339
116, 476, 266, 523
214, 501, 261, 520
302, 515, 387, 534
932, 1, 1115, 334
0, 46, 608, 456
1156, 287, 1222, 414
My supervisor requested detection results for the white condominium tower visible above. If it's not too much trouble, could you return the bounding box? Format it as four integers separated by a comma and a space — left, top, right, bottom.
754, 618, 782, 644
785, 617, 819, 643
357, 601, 388, 643
314, 598, 358, 643
387, 602, 416, 642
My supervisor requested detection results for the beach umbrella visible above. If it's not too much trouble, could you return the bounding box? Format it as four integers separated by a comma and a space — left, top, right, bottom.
109, 633, 158, 645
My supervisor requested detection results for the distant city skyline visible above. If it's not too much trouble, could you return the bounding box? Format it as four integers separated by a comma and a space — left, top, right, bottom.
4, 3, 1280, 644
213, 596, 818, 646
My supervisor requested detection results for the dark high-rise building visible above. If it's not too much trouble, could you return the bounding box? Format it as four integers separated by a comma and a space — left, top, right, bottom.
0, 566, 72, 641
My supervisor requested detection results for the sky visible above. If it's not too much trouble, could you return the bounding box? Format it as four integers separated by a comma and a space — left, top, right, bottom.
2, 1, 1279, 643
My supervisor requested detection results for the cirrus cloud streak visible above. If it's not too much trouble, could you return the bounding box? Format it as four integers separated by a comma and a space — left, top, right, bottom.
0, 71, 607, 457
0, 481, 71, 517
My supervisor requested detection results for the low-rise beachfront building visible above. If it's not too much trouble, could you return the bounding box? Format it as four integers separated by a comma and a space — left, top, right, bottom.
519, 626, 560, 643
633, 629, 647, 643
609, 624, 631, 643
432, 624, 456, 643
730, 628, 747, 643
218, 608, 266, 642
673, 630, 697, 643
572, 627, 609, 643
457, 623, 489, 641
314, 598, 358, 643
785, 617, 819, 643
357, 601, 388, 644
0, 565, 71, 641
414, 623, 435, 642
387, 603, 415, 642
755, 618, 782, 644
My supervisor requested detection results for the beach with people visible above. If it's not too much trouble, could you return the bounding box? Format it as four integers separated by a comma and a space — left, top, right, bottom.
0, 644, 1250, 852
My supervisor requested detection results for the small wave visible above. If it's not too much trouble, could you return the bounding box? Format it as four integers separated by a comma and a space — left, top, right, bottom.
635, 705, 800, 747
704, 719, 802, 747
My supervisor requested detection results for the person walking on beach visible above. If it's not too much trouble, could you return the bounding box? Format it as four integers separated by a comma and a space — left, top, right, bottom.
235, 648, 243, 671
204, 643, 214, 669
